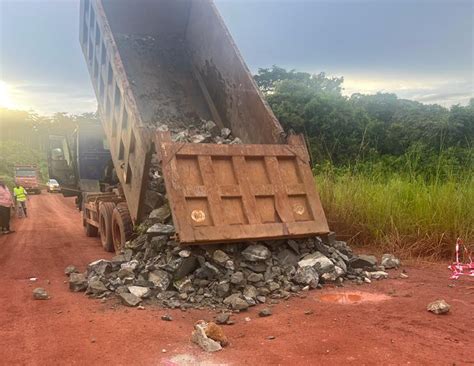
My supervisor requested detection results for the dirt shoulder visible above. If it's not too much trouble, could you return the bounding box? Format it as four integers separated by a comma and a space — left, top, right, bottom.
0, 194, 472, 365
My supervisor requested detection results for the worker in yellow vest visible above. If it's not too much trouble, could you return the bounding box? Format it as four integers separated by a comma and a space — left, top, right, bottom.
13, 184, 28, 218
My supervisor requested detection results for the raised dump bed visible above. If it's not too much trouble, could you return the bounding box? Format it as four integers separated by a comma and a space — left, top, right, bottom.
79, 0, 328, 248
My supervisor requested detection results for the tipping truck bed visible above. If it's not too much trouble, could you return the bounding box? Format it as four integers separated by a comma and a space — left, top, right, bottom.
79, 0, 328, 248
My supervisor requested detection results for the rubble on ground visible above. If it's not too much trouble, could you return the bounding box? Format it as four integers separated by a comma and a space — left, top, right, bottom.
66, 120, 402, 310
427, 299, 451, 315
67, 234, 401, 310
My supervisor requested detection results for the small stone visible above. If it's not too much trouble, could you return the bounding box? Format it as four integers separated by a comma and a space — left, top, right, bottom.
247, 273, 264, 283
215, 313, 231, 325
242, 244, 271, 262
244, 317, 251, 322
370, 271, 389, 280
147, 223, 175, 236
86, 278, 108, 296
162, 349, 167, 353
137, 305, 145, 310
381, 254, 401, 269
64, 265, 78, 276
427, 300, 451, 314
212, 250, 230, 265
230, 271, 244, 285
69, 273, 88, 292
267, 336, 275, 340
119, 293, 141, 307
192, 321, 222, 352
161, 314, 173, 321
259, 308, 272, 317
149, 205, 171, 223
400, 273, 409, 279
178, 250, 191, 258
349, 255, 377, 269
223, 294, 249, 311
148, 269, 171, 291
304, 310, 314, 315
221, 128, 232, 139
128, 286, 150, 298
33, 288, 49, 300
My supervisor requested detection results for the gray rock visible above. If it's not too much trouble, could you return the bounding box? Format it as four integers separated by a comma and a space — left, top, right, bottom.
212, 250, 230, 266
216, 281, 230, 297
87, 259, 112, 277
69, 273, 88, 292
256, 295, 266, 303
215, 313, 230, 325
242, 244, 271, 262
128, 286, 150, 298
427, 299, 450, 314
221, 128, 232, 139
149, 205, 171, 223
148, 270, 171, 291
33, 287, 49, 300
350, 255, 377, 269
147, 223, 175, 236
192, 322, 222, 352
117, 267, 135, 280
243, 285, 258, 299
64, 265, 78, 276
161, 314, 173, 321
247, 273, 264, 283
119, 292, 141, 307
86, 278, 108, 296
223, 294, 249, 311
298, 252, 335, 274
370, 271, 389, 280
230, 271, 244, 285
381, 254, 401, 269
277, 249, 298, 267
259, 308, 272, 317
174, 257, 198, 280
293, 266, 319, 288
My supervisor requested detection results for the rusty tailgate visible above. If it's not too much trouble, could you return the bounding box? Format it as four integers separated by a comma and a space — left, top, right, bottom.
156, 132, 329, 245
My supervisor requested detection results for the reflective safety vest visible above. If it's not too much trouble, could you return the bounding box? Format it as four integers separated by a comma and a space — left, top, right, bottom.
14, 186, 27, 202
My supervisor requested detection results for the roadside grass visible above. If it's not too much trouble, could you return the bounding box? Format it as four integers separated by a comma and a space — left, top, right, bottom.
316, 171, 474, 260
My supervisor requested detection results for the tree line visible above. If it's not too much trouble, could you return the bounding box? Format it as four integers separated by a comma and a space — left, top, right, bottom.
255, 66, 473, 180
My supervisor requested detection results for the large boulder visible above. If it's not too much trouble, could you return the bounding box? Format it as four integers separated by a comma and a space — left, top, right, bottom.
119, 293, 141, 307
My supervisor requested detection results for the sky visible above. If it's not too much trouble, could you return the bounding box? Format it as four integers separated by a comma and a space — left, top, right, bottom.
0, 0, 472, 115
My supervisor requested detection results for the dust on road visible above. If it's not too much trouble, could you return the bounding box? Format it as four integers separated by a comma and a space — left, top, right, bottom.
0, 194, 472, 365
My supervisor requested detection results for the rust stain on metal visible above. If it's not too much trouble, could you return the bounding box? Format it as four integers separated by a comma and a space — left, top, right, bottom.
156, 131, 329, 245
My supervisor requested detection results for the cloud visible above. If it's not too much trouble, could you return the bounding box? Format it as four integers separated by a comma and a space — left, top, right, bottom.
341, 74, 472, 107
0, 80, 97, 115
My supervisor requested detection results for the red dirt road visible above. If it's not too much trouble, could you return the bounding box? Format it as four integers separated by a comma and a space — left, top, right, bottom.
0, 194, 472, 365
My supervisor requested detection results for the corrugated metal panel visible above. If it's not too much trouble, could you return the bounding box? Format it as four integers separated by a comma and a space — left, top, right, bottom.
156, 132, 329, 244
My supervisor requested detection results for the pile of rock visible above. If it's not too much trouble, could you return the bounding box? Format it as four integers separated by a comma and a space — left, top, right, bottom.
67, 229, 400, 309
67, 119, 401, 309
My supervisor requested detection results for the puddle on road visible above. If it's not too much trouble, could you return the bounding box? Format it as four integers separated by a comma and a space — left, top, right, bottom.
318, 292, 390, 305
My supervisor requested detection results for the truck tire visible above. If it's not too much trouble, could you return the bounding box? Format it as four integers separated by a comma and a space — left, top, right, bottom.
83, 218, 98, 237
112, 203, 133, 254
99, 202, 116, 252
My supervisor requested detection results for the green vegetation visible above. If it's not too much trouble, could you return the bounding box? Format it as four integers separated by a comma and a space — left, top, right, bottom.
256, 66, 473, 257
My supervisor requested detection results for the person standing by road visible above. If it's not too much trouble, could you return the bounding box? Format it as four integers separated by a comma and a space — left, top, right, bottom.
0, 181, 14, 234
13, 184, 28, 218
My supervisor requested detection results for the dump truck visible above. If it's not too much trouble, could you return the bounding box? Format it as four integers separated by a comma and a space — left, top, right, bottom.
68, 0, 329, 253
14, 165, 41, 194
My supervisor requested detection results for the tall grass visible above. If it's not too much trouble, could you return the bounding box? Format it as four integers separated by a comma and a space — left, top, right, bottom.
316, 170, 473, 259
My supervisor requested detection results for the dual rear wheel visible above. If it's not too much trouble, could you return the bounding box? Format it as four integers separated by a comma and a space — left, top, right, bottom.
97, 202, 133, 253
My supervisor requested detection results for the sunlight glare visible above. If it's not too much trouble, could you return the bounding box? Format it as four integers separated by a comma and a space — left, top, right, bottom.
0, 80, 18, 109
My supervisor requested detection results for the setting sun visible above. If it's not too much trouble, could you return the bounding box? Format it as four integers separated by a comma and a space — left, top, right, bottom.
0, 80, 17, 109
